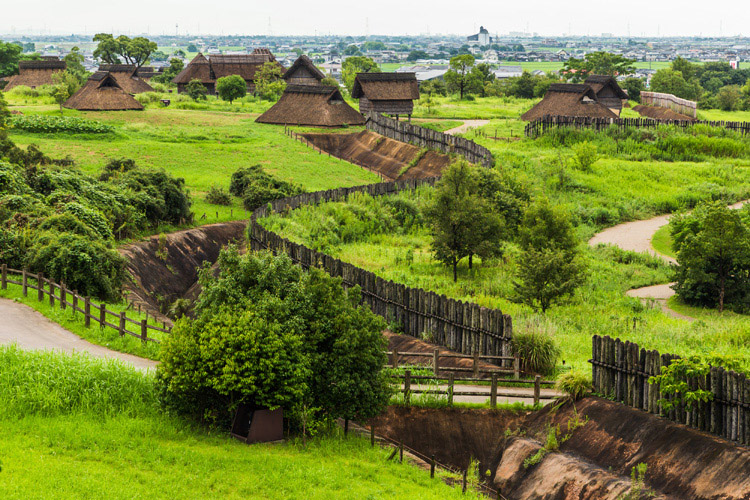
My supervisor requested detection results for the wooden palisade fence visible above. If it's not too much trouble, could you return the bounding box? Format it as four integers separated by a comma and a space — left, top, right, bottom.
524, 115, 750, 138
641, 91, 697, 118
250, 178, 514, 364
591, 335, 750, 445
1, 264, 170, 344
366, 111, 494, 168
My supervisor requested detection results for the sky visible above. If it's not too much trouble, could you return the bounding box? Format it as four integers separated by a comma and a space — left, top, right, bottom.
0, 0, 746, 38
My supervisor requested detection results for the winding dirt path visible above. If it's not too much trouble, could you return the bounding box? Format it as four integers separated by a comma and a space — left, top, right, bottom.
445, 120, 490, 136
0, 298, 157, 371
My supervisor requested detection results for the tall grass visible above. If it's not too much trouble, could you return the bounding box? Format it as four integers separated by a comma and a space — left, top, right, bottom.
0, 345, 157, 418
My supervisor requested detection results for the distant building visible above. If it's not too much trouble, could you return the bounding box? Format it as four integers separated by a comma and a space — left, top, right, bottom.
172, 49, 282, 95
351, 72, 420, 119
64, 72, 144, 111
520, 83, 617, 121
3, 59, 66, 91
583, 75, 628, 116
467, 26, 494, 46
493, 66, 523, 79
283, 55, 325, 86
98, 65, 154, 94
256, 85, 364, 127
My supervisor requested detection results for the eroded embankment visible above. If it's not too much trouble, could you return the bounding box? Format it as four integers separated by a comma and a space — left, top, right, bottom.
302, 130, 451, 180
634, 104, 697, 122
371, 397, 750, 499
119, 221, 247, 321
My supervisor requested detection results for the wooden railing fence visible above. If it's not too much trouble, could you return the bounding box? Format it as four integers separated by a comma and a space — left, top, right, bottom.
0, 264, 170, 344
641, 91, 698, 118
524, 115, 750, 138
366, 111, 495, 168
591, 335, 750, 445
250, 178, 514, 364
386, 348, 520, 378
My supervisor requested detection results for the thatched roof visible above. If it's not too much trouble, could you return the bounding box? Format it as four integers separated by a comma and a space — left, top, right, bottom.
520, 84, 617, 121
283, 55, 325, 82
64, 72, 144, 111
97, 64, 153, 94
351, 72, 419, 101
256, 85, 365, 127
173, 51, 281, 85
3, 60, 66, 91
584, 75, 628, 99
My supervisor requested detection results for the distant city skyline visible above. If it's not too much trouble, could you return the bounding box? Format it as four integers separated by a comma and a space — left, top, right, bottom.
0, 0, 746, 38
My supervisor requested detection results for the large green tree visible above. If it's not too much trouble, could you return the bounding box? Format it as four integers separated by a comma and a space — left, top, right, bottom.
93, 34, 157, 69
216, 74, 247, 103
342, 56, 379, 93
153, 58, 184, 85
562, 52, 636, 82
444, 54, 478, 99
0, 40, 23, 77
253, 62, 286, 100
649, 68, 703, 100
63, 46, 89, 84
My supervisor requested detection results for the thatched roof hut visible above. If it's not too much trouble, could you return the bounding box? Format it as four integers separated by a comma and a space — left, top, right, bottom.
3, 60, 66, 91
584, 75, 628, 115
256, 85, 365, 127
64, 72, 144, 111
520, 83, 617, 121
97, 64, 154, 94
172, 49, 282, 95
351, 72, 419, 118
283, 55, 325, 86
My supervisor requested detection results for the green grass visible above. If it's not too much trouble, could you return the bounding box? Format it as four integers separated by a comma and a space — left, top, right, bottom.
651, 224, 676, 259
413, 119, 463, 132
0, 347, 483, 500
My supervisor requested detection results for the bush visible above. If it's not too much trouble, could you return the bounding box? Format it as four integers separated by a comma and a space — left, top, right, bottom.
555, 371, 592, 400
186, 79, 208, 101
9, 115, 114, 134
230, 165, 304, 211
216, 75, 247, 103
205, 185, 232, 206
571, 141, 598, 171
511, 331, 560, 376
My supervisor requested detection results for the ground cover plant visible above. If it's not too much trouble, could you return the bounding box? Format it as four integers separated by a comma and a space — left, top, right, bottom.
0, 345, 482, 500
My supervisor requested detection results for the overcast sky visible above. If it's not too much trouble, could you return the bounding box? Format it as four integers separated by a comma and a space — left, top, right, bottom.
0, 0, 746, 38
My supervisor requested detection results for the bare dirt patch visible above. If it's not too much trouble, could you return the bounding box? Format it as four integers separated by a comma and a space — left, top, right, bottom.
634, 104, 697, 122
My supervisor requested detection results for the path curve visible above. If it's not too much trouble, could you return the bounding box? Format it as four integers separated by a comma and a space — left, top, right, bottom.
589, 200, 749, 320
0, 298, 157, 371
445, 120, 490, 136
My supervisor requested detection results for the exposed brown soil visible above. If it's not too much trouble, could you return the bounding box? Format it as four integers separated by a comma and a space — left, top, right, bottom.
119, 221, 247, 321
634, 104, 697, 122
302, 130, 451, 180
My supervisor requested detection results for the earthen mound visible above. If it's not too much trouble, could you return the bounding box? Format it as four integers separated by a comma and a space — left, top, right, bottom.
634, 104, 697, 122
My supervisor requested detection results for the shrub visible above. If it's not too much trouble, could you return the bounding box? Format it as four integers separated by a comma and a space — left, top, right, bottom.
9, 115, 114, 134
205, 185, 232, 206
511, 331, 560, 376
571, 141, 598, 171
216, 75, 247, 103
186, 79, 208, 101
230, 165, 304, 211
555, 371, 592, 400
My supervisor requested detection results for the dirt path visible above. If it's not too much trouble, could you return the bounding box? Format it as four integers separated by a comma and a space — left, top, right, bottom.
445, 120, 490, 136
0, 298, 157, 371
409, 382, 562, 406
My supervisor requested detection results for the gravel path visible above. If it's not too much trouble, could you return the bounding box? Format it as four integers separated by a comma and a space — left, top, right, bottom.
0, 298, 157, 371
445, 120, 490, 136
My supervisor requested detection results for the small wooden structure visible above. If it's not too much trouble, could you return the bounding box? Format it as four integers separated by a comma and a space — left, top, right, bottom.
520, 83, 617, 121
3, 59, 66, 91
351, 72, 419, 120
64, 72, 144, 111
583, 75, 628, 115
283, 55, 325, 86
172, 49, 282, 95
257, 85, 364, 127
98, 64, 154, 94
230, 404, 284, 444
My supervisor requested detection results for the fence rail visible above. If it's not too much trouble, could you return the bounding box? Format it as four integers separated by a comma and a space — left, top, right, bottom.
641, 91, 697, 118
524, 115, 750, 138
591, 335, 750, 445
1, 264, 169, 344
250, 178, 513, 364
366, 111, 494, 168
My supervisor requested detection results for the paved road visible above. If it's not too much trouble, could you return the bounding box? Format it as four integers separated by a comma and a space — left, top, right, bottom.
445, 120, 490, 136
0, 298, 157, 371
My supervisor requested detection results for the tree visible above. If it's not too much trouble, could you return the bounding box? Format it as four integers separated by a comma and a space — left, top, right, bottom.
343, 45, 361, 56
153, 58, 184, 85
63, 46, 88, 84
671, 57, 698, 81
92, 34, 157, 69
186, 44, 198, 53
470, 63, 495, 97
621, 77, 644, 102
650, 68, 703, 100
508, 71, 537, 99
562, 52, 636, 82
407, 50, 430, 62
513, 200, 586, 312
51, 71, 80, 113
341, 56, 379, 94
185, 79, 208, 101
444, 54, 477, 99
671, 202, 750, 313
0, 40, 23, 77
362, 41, 386, 52
253, 62, 285, 101
158, 248, 390, 428
216, 75, 247, 103
424, 161, 504, 281
320, 75, 338, 87
716, 85, 742, 111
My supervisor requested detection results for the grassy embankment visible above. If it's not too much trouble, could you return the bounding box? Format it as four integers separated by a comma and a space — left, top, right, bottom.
0, 346, 483, 500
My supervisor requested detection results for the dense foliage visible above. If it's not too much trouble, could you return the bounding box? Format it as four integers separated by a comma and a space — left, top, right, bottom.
253, 62, 286, 101
229, 165, 304, 211
157, 248, 391, 428
216, 74, 247, 103
10, 115, 114, 134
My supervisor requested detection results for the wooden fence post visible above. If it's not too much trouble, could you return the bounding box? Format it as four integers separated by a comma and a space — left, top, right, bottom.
462, 469, 467, 493
99, 303, 106, 329
473, 349, 480, 379
448, 373, 454, 405
60, 283, 66, 310
72, 291, 78, 315
344, 418, 349, 436
433, 348, 439, 375
514, 354, 520, 379
534, 375, 541, 406
404, 369, 411, 406
141, 319, 148, 343
430, 454, 436, 478
391, 351, 398, 369
37, 273, 44, 301
119, 311, 126, 337
84, 297, 91, 328
1, 264, 6, 290
49, 281, 55, 306
22, 269, 27, 296
491, 373, 498, 408
399, 442, 403, 463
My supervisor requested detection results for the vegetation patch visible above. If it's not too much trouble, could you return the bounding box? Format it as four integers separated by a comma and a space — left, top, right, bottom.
10, 114, 114, 134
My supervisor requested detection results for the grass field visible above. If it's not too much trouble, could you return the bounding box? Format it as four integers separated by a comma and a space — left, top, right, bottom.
0, 346, 482, 500
651, 225, 676, 259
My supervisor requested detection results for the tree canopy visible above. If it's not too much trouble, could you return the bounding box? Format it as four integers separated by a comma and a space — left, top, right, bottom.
92, 34, 157, 69
444, 54, 477, 99
562, 52, 636, 82
253, 62, 286, 101
342, 56, 379, 94
216, 74, 247, 103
